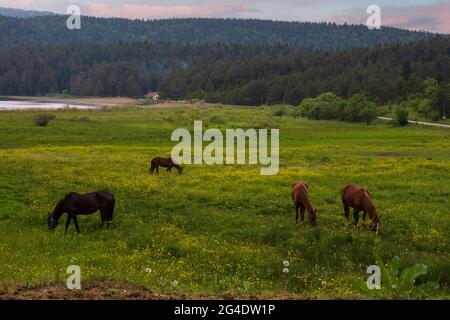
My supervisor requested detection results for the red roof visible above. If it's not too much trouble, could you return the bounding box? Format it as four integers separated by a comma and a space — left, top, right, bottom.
146, 91, 159, 98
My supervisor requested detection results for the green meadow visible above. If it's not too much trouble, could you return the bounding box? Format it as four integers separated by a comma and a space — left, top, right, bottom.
0, 105, 449, 298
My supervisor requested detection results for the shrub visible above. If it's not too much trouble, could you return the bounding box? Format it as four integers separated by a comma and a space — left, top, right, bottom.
360, 106, 377, 124
34, 114, 56, 127
300, 92, 377, 123
299, 92, 343, 120
353, 254, 439, 298
377, 105, 393, 116
342, 94, 377, 124
272, 108, 286, 117
395, 107, 409, 126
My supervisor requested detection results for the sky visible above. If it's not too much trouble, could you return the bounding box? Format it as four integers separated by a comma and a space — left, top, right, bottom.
0, 0, 449, 33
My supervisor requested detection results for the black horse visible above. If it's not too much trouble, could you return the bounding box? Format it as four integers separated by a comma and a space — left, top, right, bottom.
48, 191, 115, 233
149, 157, 183, 174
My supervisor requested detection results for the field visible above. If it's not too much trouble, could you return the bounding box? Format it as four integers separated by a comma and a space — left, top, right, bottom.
0, 105, 449, 299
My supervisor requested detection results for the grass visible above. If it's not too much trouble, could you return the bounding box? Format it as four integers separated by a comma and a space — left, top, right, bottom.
0, 105, 449, 299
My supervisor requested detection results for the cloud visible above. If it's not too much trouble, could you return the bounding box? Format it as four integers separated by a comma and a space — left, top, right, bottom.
83, 2, 257, 19
0, 0, 69, 12
324, 1, 450, 34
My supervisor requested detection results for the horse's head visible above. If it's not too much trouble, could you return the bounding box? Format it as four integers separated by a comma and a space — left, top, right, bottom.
176, 166, 184, 174
47, 195, 69, 230
47, 213, 57, 231
310, 209, 318, 227
370, 214, 380, 234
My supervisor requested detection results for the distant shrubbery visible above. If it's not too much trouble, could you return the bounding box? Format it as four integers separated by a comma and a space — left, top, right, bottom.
299, 93, 377, 124
34, 113, 55, 126
272, 107, 287, 117
381, 78, 447, 122
395, 107, 410, 126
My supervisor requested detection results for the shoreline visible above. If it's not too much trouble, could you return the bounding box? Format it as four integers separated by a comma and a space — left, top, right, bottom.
0, 96, 140, 108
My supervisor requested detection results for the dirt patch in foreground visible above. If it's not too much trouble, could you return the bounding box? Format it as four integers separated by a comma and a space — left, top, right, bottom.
0, 281, 304, 300
0, 280, 191, 300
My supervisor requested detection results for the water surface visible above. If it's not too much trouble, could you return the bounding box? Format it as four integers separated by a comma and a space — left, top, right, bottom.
0, 100, 97, 110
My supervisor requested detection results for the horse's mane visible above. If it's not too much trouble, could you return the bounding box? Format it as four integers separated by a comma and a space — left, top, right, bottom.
51, 195, 71, 217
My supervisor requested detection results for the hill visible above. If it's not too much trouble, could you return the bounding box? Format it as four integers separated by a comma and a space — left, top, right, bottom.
0, 15, 434, 49
159, 37, 450, 108
0, 7, 53, 19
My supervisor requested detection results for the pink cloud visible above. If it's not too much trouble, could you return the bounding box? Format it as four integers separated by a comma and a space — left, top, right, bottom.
84, 2, 256, 20
324, 2, 450, 34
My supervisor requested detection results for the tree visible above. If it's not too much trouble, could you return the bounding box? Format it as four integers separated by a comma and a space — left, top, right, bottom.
347, 94, 377, 124
395, 107, 409, 126
266, 80, 286, 105
299, 92, 344, 120
360, 105, 377, 124
423, 78, 439, 104
401, 60, 412, 80
437, 83, 450, 119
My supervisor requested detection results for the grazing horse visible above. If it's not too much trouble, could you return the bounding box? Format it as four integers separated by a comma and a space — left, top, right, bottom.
149, 157, 183, 174
47, 191, 115, 234
341, 184, 380, 233
291, 181, 317, 226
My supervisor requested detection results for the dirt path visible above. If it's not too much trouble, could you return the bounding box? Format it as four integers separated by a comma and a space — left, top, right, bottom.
0, 281, 303, 300
0, 281, 191, 300
144, 101, 219, 109
378, 117, 450, 128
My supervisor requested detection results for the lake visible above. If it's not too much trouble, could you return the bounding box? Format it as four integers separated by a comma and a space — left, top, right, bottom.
0, 100, 98, 110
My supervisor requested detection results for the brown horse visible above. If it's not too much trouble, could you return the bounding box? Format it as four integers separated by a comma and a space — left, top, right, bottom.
292, 181, 317, 226
48, 191, 115, 234
341, 184, 380, 233
149, 157, 183, 174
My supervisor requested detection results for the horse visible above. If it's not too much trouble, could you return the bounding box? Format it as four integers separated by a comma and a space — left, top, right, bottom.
47, 191, 115, 234
292, 181, 317, 226
341, 184, 380, 233
149, 157, 183, 174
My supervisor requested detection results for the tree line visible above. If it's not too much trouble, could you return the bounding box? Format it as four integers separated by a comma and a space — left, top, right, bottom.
159, 37, 450, 118
0, 42, 273, 97
0, 37, 448, 119
0, 15, 433, 50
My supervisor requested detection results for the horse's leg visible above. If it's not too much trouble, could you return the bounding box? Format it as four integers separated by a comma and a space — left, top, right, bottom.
353, 209, 360, 226
300, 206, 305, 222
167, 167, 171, 173
156, 166, 160, 174
101, 205, 114, 228
150, 165, 155, 174
295, 206, 299, 224
343, 202, 350, 220
363, 211, 367, 221
100, 209, 107, 228
72, 215, 80, 233
65, 215, 72, 234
